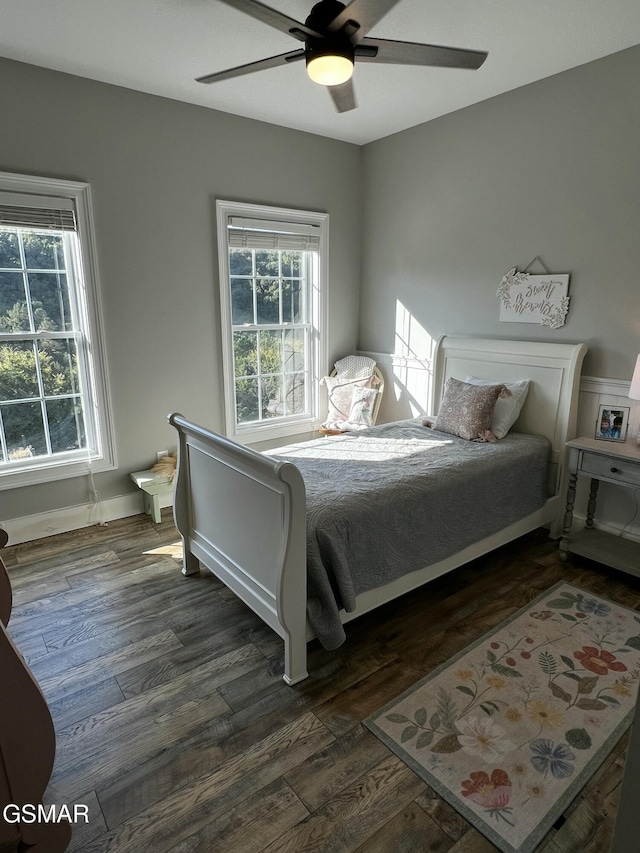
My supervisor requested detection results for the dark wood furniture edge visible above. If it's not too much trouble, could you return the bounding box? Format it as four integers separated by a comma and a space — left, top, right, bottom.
0, 528, 71, 851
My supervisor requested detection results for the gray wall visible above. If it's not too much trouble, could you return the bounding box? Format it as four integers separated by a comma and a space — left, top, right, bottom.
2, 44, 640, 526
0, 58, 363, 520
360, 45, 640, 382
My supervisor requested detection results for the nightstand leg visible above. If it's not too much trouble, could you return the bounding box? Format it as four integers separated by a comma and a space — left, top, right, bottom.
143, 492, 162, 524
586, 477, 599, 529
559, 471, 578, 561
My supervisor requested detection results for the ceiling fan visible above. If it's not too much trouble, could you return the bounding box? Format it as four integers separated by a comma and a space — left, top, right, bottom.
197, 0, 488, 112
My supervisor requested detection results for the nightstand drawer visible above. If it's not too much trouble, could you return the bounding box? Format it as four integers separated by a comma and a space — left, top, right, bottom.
581, 451, 640, 486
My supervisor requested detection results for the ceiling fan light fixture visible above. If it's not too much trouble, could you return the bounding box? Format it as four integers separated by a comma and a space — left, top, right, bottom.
198, 0, 489, 112
306, 40, 354, 86
307, 54, 353, 86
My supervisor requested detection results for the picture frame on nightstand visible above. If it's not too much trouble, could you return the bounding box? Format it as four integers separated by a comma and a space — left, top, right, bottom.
595, 405, 630, 441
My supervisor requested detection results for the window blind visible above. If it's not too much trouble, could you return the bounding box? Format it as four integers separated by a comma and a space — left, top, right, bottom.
0, 192, 77, 231
227, 216, 320, 251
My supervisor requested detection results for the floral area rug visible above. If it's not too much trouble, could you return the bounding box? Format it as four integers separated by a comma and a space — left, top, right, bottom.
364, 583, 640, 853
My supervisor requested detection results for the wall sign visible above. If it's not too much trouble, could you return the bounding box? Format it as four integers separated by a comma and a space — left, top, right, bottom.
497, 267, 570, 329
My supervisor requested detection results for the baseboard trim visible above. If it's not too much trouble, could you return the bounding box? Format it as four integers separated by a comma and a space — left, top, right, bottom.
2, 491, 174, 545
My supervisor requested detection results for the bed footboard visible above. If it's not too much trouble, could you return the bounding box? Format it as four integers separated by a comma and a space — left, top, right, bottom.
168, 414, 309, 685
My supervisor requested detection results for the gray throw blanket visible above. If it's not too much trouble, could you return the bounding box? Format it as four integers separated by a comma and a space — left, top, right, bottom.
270, 419, 550, 649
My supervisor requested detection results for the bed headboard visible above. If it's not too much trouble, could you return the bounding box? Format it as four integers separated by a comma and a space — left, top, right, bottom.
432, 336, 587, 494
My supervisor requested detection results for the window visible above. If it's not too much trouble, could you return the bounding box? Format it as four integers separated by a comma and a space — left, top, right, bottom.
217, 200, 328, 443
0, 171, 115, 489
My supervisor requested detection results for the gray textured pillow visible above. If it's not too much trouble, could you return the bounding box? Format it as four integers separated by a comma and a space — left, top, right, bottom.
434, 378, 505, 440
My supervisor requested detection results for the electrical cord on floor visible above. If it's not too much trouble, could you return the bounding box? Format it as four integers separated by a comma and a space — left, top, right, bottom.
619, 490, 640, 538
87, 467, 108, 527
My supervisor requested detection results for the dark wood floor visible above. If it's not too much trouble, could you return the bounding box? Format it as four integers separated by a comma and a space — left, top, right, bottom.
4, 513, 639, 853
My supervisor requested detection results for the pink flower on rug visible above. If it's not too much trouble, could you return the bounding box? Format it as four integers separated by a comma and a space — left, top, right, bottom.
461, 769, 512, 809
574, 646, 628, 675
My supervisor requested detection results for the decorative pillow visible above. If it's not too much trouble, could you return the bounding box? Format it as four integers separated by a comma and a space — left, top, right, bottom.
464, 376, 530, 439
334, 355, 376, 381
434, 378, 505, 441
346, 385, 379, 429
321, 375, 373, 423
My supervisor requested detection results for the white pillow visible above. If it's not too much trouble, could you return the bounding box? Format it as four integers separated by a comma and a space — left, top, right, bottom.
464, 376, 530, 439
334, 355, 376, 381
321, 375, 373, 423
347, 385, 379, 429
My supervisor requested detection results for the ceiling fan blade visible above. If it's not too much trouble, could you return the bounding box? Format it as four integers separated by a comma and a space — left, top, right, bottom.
328, 79, 357, 112
216, 0, 321, 42
196, 49, 305, 84
327, 0, 402, 40
357, 37, 488, 69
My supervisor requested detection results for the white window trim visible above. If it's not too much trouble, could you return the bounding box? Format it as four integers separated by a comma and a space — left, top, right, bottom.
216, 200, 329, 445
0, 171, 116, 489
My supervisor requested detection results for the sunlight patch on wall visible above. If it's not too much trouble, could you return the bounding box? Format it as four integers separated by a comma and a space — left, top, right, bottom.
391, 300, 436, 417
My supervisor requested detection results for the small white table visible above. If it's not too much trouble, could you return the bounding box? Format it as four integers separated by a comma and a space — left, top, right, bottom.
129, 469, 173, 523
559, 436, 640, 576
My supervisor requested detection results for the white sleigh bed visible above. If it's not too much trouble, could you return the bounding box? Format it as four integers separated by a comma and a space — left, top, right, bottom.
169, 336, 586, 685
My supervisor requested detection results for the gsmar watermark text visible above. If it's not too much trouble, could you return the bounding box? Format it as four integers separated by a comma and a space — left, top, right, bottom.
3, 803, 89, 823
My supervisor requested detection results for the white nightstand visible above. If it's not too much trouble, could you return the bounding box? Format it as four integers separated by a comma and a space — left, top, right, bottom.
559, 436, 640, 576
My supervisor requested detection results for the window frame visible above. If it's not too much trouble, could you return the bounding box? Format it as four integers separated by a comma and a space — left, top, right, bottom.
216, 200, 329, 444
0, 171, 116, 489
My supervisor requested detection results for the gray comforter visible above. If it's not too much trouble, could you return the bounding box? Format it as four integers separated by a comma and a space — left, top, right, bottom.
270, 419, 550, 649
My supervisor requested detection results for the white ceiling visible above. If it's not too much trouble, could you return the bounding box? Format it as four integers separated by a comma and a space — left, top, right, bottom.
2, 0, 640, 145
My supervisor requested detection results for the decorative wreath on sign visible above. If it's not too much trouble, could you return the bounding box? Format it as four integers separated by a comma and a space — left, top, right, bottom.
496, 268, 527, 308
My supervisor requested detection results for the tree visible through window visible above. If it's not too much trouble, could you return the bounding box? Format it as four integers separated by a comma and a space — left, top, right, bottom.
0, 171, 114, 488
0, 228, 86, 462
217, 200, 328, 442
230, 247, 308, 424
